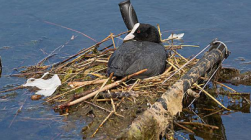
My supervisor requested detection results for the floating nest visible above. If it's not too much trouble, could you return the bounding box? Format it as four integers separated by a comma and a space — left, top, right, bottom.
7, 26, 250, 139
18, 26, 199, 105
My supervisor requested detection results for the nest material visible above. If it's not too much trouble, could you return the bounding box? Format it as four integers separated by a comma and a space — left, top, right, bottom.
13, 29, 196, 138
14, 28, 247, 139
17, 28, 197, 106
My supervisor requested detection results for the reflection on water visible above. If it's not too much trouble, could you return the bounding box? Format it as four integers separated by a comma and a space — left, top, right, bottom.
0, 0, 251, 139
180, 87, 250, 140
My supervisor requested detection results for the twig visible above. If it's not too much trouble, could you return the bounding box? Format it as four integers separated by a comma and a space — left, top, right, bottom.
74, 88, 98, 99
174, 121, 194, 134
110, 33, 116, 49
178, 122, 219, 129
68, 79, 107, 88
128, 79, 140, 92
55, 88, 98, 109
84, 101, 124, 118
157, 24, 163, 41
214, 81, 237, 93
42, 20, 97, 42
165, 45, 199, 48
194, 83, 231, 111
10, 71, 45, 77
37, 35, 78, 66
20, 117, 61, 121
0, 85, 25, 94
200, 77, 237, 93
202, 109, 224, 118
91, 111, 114, 137
111, 98, 116, 112
162, 44, 211, 84
143, 65, 172, 81
93, 73, 114, 100
9, 94, 28, 128
96, 99, 118, 102
173, 50, 188, 62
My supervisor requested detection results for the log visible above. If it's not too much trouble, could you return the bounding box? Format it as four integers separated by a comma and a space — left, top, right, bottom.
117, 40, 230, 139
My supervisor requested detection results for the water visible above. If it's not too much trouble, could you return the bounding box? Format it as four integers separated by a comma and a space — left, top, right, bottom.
0, 0, 251, 139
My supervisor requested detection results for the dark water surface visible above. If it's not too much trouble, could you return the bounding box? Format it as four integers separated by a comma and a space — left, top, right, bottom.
0, 0, 251, 139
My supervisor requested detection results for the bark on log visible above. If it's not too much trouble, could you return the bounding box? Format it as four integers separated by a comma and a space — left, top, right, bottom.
117, 40, 229, 140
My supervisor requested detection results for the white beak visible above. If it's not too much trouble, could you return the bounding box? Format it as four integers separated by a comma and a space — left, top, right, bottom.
123, 33, 135, 41
123, 23, 140, 41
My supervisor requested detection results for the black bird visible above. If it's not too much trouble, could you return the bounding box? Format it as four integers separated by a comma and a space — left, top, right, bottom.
107, 23, 167, 79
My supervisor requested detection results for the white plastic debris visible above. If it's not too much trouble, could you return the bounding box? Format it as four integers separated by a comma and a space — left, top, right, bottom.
23, 72, 61, 96
167, 33, 184, 40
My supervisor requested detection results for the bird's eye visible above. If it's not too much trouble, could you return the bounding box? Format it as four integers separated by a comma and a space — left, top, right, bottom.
137, 30, 141, 33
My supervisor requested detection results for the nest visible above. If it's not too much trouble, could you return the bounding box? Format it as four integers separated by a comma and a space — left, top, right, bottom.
7, 26, 248, 139
7, 26, 197, 137
16, 26, 198, 105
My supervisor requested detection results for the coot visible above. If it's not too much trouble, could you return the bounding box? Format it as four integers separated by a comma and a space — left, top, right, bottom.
107, 23, 167, 78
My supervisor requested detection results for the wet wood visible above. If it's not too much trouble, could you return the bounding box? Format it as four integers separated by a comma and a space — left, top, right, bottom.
178, 122, 219, 129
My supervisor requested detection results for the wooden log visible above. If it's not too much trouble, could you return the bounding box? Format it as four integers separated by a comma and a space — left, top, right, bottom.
117, 40, 229, 139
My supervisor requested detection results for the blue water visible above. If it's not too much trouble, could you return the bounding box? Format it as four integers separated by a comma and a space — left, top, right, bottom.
0, 0, 251, 139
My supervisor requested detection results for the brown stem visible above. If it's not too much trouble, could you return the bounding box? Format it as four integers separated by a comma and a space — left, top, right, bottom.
178, 122, 219, 129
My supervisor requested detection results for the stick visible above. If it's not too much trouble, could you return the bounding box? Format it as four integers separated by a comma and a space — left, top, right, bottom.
110, 33, 116, 49
91, 111, 114, 137
202, 109, 224, 118
55, 88, 98, 109
68, 79, 107, 88
10, 71, 45, 77
178, 122, 219, 129
93, 73, 114, 100
200, 77, 237, 93
214, 81, 237, 93
9, 94, 28, 128
42, 20, 97, 42
174, 121, 194, 134
96, 99, 118, 102
84, 101, 124, 118
194, 83, 231, 111
0, 85, 25, 94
